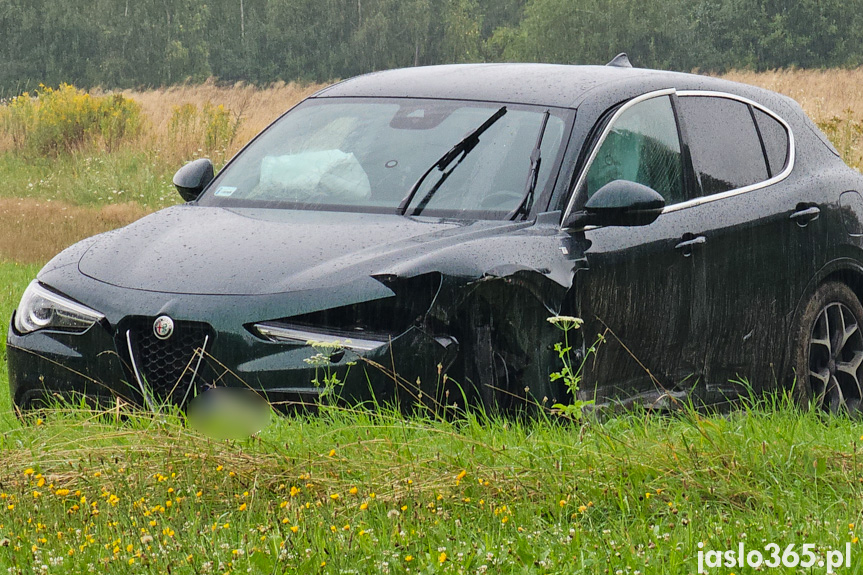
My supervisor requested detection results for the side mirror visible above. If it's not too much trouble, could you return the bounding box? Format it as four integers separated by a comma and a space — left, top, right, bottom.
563, 180, 665, 228
173, 158, 215, 202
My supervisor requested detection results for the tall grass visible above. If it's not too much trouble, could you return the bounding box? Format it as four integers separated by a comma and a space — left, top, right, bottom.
0, 198, 146, 264
122, 81, 325, 167
0, 394, 862, 572
0, 254, 861, 572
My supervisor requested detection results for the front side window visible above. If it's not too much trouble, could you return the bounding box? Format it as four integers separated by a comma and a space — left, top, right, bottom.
584, 95, 685, 205
198, 98, 568, 219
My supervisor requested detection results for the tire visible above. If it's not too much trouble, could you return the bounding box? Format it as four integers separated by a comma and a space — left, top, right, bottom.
791, 281, 863, 415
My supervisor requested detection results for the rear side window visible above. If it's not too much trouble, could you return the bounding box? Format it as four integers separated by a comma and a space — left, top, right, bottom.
753, 108, 790, 177
584, 95, 685, 204
678, 96, 768, 196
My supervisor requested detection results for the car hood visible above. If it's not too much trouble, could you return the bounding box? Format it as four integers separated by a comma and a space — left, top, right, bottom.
77, 206, 524, 295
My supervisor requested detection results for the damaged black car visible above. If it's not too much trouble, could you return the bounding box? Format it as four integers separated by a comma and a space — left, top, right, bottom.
9, 61, 863, 414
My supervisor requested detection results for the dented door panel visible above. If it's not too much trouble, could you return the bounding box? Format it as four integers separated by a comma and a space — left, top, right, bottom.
575, 208, 703, 405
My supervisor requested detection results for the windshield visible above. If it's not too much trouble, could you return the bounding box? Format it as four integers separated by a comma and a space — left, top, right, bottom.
198, 98, 568, 219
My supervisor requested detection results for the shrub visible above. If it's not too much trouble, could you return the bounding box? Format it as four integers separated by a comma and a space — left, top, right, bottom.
167, 101, 238, 164
0, 84, 143, 155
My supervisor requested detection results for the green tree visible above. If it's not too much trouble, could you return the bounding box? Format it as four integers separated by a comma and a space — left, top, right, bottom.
441, 0, 483, 63
2, 0, 863, 93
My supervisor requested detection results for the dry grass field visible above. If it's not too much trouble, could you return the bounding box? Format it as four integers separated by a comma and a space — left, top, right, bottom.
722, 68, 863, 121
125, 69, 863, 151
121, 81, 327, 161
124, 69, 863, 174
123, 69, 863, 156
0, 199, 147, 263
2, 69, 860, 167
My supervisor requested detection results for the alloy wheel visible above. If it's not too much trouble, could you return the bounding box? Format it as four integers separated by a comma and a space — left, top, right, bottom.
808, 301, 863, 414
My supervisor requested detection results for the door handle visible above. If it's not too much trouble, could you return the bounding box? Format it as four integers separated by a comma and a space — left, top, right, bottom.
675, 235, 706, 252
790, 206, 820, 226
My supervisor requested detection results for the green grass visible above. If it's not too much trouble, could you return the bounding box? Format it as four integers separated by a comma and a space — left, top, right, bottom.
2, 394, 863, 573
0, 150, 181, 210
0, 260, 41, 424
1, 257, 863, 573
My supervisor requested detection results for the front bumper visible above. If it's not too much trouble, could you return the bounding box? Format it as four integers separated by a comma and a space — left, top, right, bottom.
8, 312, 458, 411
7, 269, 459, 411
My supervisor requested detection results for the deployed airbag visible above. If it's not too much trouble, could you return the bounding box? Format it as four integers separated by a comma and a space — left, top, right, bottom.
259, 150, 371, 200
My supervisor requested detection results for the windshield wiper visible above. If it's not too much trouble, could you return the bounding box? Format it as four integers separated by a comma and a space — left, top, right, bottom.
397, 106, 508, 216
507, 109, 550, 220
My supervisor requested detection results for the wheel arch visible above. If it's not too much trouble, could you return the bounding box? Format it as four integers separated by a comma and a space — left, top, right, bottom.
781, 258, 863, 387
453, 274, 569, 411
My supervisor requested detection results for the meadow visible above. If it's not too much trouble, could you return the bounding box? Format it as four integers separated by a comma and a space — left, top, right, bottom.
2, 70, 863, 573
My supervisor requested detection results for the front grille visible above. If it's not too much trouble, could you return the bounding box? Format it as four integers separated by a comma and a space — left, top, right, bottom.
122, 317, 213, 405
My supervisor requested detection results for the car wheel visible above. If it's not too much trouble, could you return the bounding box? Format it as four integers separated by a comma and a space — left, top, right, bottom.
792, 281, 863, 415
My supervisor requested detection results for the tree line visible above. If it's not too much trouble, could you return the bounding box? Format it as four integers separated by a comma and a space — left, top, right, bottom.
1, 0, 862, 93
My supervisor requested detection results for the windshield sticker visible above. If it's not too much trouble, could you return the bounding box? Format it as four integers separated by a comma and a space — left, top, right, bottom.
215, 186, 237, 197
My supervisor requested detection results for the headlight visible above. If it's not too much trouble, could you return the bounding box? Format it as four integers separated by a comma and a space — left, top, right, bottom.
14, 280, 105, 335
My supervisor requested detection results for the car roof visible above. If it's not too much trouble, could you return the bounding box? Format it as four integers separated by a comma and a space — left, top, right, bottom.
312, 63, 781, 110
